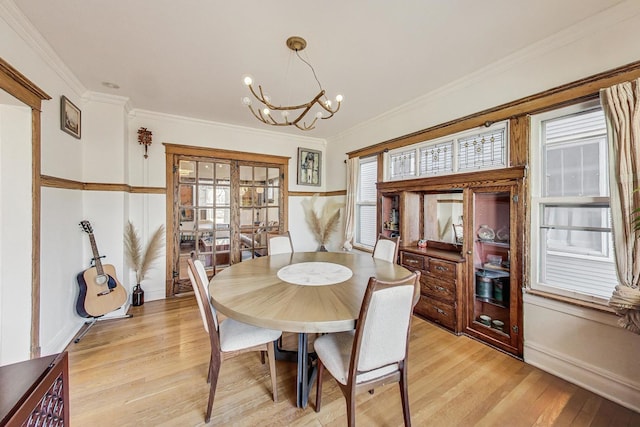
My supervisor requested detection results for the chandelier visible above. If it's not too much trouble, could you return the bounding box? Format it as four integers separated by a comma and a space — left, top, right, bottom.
242, 36, 343, 131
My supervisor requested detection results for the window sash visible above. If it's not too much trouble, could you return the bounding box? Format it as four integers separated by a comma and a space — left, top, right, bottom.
356, 157, 378, 248
530, 101, 616, 305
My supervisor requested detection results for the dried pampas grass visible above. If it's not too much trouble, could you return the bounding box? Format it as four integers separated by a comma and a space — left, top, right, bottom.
124, 221, 165, 284
302, 194, 344, 246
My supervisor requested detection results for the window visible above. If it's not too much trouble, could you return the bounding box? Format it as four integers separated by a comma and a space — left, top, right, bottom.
386, 121, 508, 180
530, 100, 617, 304
355, 156, 378, 248
388, 149, 416, 180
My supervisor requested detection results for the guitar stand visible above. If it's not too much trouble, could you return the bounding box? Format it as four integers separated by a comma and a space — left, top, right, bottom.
73, 313, 133, 343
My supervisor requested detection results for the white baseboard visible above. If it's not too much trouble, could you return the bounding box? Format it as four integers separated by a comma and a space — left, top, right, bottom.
525, 340, 640, 412
144, 288, 167, 302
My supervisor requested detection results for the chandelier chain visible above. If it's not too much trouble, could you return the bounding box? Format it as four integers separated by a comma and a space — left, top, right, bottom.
295, 50, 324, 95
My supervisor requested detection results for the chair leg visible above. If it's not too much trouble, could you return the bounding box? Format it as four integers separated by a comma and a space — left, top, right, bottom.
205, 360, 220, 423
346, 389, 356, 427
315, 359, 324, 412
266, 340, 278, 402
260, 350, 266, 364
399, 366, 411, 427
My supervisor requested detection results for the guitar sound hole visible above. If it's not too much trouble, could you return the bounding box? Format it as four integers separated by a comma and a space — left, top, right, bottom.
95, 275, 108, 285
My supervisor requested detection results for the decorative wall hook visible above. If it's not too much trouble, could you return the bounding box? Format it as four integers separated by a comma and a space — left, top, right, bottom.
137, 127, 153, 158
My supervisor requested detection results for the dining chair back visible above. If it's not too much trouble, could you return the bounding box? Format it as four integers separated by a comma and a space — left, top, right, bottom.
314, 270, 421, 427
267, 231, 294, 255
187, 258, 281, 423
189, 258, 219, 331
372, 234, 400, 263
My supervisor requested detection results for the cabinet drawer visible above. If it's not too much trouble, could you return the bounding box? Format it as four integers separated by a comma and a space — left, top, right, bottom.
414, 296, 455, 330
427, 258, 456, 281
421, 276, 455, 303
400, 252, 426, 270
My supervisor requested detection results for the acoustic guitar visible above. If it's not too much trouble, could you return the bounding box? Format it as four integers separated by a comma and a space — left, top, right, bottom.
77, 220, 127, 317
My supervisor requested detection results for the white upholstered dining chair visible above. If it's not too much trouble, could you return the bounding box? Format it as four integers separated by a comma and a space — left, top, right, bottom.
267, 230, 294, 255
314, 270, 421, 427
186, 258, 282, 423
372, 234, 400, 263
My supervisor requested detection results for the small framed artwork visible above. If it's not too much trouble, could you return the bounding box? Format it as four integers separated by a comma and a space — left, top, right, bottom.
60, 95, 81, 139
297, 147, 321, 186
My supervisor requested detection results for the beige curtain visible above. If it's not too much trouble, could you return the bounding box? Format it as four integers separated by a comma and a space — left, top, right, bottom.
342, 157, 358, 251
600, 78, 640, 333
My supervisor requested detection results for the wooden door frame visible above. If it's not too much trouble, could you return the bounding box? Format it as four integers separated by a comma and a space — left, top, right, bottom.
164, 143, 289, 297
0, 57, 51, 358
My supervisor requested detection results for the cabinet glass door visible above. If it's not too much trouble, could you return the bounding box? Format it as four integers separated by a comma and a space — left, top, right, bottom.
469, 187, 518, 350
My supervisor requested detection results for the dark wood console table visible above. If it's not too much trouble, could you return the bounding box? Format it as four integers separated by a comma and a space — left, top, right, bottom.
0, 352, 69, 426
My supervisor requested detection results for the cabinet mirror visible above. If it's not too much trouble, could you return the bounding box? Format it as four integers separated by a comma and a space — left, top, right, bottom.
423, 192, 463, 244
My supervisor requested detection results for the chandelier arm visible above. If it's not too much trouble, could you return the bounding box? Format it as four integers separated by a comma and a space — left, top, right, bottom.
247, 105, 268, 124
289, 91, 325, 125
319, 102, 341, 120
247, 84, 268, 104
295, 116, 318, 130
249, 83, 327, 112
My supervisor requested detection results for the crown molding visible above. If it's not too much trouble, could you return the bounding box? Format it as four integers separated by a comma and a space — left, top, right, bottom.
130, 108, 327, 146
0, 0, 86, 97
83, 90, 131, 110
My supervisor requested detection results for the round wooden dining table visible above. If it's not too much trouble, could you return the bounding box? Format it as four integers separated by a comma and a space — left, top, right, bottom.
208, 251, 411, 408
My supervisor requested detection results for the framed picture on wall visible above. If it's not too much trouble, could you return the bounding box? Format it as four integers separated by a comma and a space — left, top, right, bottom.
297, 147, 321, 186
60, 96, 81, 139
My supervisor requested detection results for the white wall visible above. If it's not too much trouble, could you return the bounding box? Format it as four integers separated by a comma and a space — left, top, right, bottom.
0, 103, 31, 364
1, 1, 96, 359
324, 1, 640, 411
524, 294, 640, 410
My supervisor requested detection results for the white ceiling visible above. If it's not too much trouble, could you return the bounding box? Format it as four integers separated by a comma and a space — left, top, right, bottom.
12, 0, 624, 139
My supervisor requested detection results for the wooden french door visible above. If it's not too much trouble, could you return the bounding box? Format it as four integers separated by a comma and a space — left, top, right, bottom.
165, 144, 288, 296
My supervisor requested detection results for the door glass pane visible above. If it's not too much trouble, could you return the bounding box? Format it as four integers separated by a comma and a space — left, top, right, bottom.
256, 187, 266, 206
268, 167, 279, 180
255, 207, 267, 225
198, 209, 213, 228
266, 207, 279, 226
215, 187, 230, 206
240, 208, 253, 227
216, 163, 230, 183
215, 208, 230, 228
267, 187, 279, 206
240, 187, 253, 206
198, 185, 214, 207
254, 167, 267, 185
198, 162, 214, 181
179, 160, 196, 182
239, 165, 253, 184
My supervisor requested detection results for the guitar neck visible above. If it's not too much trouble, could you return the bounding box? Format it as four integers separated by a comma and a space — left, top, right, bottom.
88, 233, 105, 276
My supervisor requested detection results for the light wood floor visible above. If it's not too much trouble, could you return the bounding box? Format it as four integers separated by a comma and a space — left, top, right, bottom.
65, 297, 639, 426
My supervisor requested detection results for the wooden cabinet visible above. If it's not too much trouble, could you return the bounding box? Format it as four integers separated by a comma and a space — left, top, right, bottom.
400, 246, 465, 333
0, 352, 70, 426
464, 183, 523, 356
380, 191, 421, 247
378, 166, 525, 357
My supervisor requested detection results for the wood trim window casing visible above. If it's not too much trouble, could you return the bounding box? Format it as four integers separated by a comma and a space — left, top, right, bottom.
0, 57, 51, 359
